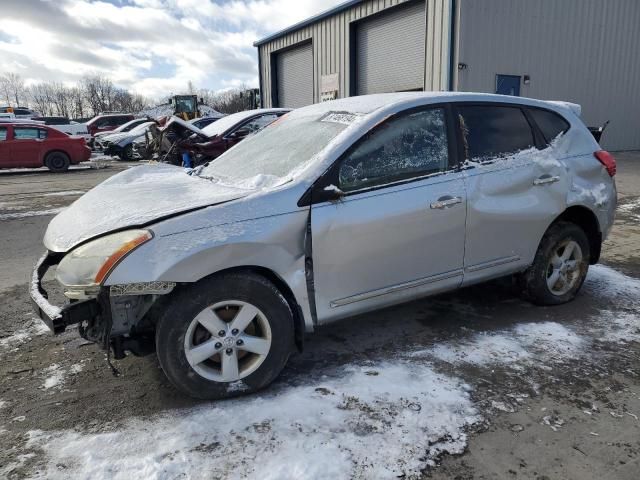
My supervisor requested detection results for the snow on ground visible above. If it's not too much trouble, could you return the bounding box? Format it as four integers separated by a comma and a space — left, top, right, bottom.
27, 362, 479, 480
0, 316, 50, 354
417, 321, 583, 370
42, 363, 84, 391
583, 263, 640, 302
41, 190, 86, 197
583, 264, 640, 344
617, 198, 640, 221
19, 264, 640, 478
0, 207, 65, 221
0, 164, 101, 174
42, 365, 65, 390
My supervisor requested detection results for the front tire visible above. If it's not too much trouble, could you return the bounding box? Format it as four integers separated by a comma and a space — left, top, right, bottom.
155, 272, 295, 399
118, 144, 135, 161
45, 152, 70, 172
521, 221, 590, 305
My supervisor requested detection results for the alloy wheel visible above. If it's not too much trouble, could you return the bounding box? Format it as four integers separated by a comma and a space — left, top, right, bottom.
184, 300, 272, 382
546, 240, 583, 296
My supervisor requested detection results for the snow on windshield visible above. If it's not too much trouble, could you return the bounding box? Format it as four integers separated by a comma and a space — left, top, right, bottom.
200, 110, 354, 187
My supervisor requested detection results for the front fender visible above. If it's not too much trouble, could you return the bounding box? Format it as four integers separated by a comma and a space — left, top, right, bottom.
104, 210, 313, 329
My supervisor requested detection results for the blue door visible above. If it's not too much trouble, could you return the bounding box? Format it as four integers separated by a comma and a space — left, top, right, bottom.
496, 75, 521, 96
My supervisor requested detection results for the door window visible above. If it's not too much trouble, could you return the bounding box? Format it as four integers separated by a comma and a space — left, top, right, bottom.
338, 108, 450, 191
0, 127, 7, 141
528, 108, 570, 145
457, 105, 535, 162
241, 114, 280, 134
13, 128, 43, 140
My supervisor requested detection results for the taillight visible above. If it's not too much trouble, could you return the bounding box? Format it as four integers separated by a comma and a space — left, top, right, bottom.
594, 150, 616, 177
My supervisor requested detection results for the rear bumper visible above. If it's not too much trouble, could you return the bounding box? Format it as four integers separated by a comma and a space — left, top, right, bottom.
30, 253, 100, 334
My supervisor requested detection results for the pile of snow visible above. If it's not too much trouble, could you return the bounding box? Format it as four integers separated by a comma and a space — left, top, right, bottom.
583, 264, 640, 303
27, 362, 479, 479
583, 265, 640, 344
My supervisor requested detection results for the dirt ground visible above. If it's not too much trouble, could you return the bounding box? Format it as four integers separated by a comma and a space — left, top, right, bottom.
0, 153, 639, 479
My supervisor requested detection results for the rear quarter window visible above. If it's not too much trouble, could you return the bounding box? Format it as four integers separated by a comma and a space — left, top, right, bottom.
529, 108, 570, 145
457, 105, 535, 162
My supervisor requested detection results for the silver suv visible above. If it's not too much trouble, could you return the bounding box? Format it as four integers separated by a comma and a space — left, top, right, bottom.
32, 92, 617, 399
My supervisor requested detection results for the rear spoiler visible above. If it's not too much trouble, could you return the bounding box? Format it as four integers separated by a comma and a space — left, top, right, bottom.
545, 100, 582, 117
546, 100, 609, 143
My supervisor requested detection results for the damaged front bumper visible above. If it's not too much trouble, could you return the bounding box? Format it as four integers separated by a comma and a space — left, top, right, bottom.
30, 253, 102, 335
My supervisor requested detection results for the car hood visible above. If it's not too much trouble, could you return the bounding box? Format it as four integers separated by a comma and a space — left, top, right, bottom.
44, 164, 251, 252
94, 130, 117, 138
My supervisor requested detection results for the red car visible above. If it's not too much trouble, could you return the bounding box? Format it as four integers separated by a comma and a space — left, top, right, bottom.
85, 114, 135, 137
0, 123, 91, 172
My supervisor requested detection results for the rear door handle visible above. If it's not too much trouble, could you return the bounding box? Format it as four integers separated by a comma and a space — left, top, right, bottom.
430, 196, 463, 209
533, 174, 560, 186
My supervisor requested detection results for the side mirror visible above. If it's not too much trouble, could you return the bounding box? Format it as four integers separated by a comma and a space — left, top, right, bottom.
229, 127, 251, 139
321, 184, 346, 202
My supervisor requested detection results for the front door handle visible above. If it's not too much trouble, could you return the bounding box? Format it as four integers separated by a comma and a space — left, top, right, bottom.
533, 174, 560, 186
430, 196, 463, 209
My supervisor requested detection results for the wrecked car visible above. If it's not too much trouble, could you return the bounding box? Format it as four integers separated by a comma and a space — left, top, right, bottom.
32, 92, 616, 399
96, 121, 156, 161
146, 109, 289, 166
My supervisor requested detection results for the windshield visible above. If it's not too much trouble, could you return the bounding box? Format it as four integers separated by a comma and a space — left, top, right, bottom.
199, 110, 352, 188
175, 97, 196, 113
201, 110, 264, 137
129, 122, 153, 134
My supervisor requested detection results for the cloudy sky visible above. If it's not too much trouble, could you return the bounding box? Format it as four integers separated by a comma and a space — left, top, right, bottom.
1, 0, 342, 97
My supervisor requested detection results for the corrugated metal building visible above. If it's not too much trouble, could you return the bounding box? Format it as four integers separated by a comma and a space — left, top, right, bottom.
254, 0, 640, 150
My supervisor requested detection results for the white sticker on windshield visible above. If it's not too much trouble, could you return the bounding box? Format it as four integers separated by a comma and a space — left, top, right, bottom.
320, 112, 362, 125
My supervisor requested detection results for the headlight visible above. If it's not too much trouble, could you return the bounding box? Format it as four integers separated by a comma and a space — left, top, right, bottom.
56, 230, 153, 289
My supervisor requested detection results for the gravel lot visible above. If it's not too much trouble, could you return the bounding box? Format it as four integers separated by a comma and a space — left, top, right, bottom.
1, 153, 639, 479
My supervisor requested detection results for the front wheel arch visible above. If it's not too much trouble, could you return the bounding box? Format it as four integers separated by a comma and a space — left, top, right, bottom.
205, 266, 305, 352
148, 266, 305, 352
154, 270, 296, 399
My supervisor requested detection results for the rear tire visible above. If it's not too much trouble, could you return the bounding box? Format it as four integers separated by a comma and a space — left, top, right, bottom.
521, 221, 590, 305
45, 152, 70, 173
155, 272, 295, 399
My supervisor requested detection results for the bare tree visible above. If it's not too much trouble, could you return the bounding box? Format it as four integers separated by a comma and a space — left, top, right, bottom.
0, 73, 26, 106
80, 75, 117, 115
208, 85, 259, 114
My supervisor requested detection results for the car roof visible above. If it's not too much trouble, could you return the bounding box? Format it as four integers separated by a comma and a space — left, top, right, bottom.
0, 122, 48, 127
293, 92, 579, 119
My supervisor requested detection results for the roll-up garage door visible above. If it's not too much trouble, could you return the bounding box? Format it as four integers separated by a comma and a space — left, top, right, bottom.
276, 42, 313, 108
356, 1, 426, 95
